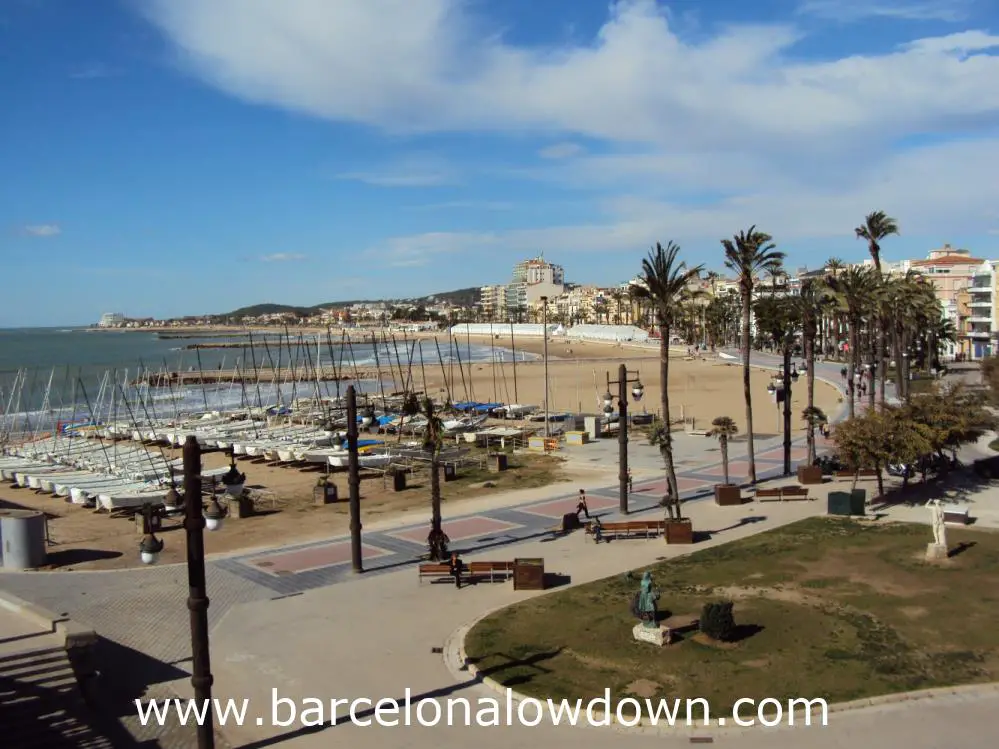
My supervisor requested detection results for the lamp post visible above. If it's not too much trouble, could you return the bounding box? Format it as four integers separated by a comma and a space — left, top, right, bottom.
137, 436, 223, 749
604, 363, 644, 515
347, 385, 364, 574
541, 296, 550, 438
767, 359, 798, 476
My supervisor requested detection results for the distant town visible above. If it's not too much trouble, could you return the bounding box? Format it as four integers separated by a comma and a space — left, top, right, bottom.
97, 244, 998, 360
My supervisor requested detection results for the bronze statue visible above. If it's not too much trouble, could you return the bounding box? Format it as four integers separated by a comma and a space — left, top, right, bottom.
630, 571, 660, 628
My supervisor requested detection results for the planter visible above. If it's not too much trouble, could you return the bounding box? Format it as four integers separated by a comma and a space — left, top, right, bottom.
223, 483, 244, 498
441, 464, 457, 482
230, 495, 253, 519
489, 454, 508, 473
513, 558, 546, 590
827, 489, 867, 516
664, 519, 694, 544
714, 484, 742, 506
313, 483, 338, 506
796, 465, 823, 485
392, 472, 407, 492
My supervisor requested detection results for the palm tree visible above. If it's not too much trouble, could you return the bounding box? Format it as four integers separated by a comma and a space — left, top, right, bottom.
631, 241, 704, 519
709, 416, 739, 486
827, 266, 878, 418
801, 406, 828, 468
722, 226, 785, 484
856, 211, 900, 404
798, 279, 828, 463
423, 397, 447, 560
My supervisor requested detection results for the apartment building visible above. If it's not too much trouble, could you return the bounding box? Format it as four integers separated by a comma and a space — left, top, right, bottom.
965, 260, 999, 359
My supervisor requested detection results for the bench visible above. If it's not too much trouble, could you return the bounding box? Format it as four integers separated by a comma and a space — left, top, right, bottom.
781, 486, 810, 501
468, 561, 515, 583
755, 486, 810, 501
755, 488, 783, 501
585, 520, 665, 540
835, 469, 878, 480
942, 504, 970, 525
418, 563, 454, 583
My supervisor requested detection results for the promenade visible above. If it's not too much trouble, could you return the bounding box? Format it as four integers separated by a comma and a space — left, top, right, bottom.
2, 351, 996, 747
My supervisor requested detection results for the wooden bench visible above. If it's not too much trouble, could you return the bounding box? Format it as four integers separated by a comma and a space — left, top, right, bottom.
468, 561, 515, 583
781, 485, 810, 501
755, 488, 783, 501
418, 563, 454, 583
586, 520, 665, 540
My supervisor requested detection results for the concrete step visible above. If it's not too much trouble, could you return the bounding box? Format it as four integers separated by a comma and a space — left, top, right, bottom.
0, 645, 114, 748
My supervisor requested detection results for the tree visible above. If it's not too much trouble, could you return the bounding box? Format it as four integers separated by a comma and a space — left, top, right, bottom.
631, 241, 704, 519
832, 407, 933, 497
826, 266, 877, 418
423, 397, 447, 560
798, 279, 828, 462
801, 406, 828, 468
722, 226, 785, 484
752, 295, 800, 475
709, 416, 739, 486
855, 211, 900, 405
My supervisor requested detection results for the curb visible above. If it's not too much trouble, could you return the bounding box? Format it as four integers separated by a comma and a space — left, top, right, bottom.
443, 601, 999, 734
0, 588, 97, 649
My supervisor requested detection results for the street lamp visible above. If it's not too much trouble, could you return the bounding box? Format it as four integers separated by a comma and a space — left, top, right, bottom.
541, 296, 550, 438
605, 363, 643, 515
136, 436, 221, 749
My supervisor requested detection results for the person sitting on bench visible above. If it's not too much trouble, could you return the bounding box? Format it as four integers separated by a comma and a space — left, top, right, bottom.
591, 516, 603, 543
449, 552, 463, 589
576, 489, 590, 519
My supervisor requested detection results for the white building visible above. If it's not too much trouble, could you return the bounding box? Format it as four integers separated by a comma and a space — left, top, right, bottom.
97, 312, 125, 327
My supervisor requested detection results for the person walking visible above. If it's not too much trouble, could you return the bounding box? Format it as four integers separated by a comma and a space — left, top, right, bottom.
576, 489, 590, 519
449, 551, 463, 589
627, 470, 633, 494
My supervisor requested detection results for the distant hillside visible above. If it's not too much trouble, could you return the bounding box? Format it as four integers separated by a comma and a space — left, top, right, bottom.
220, 287, 480, 318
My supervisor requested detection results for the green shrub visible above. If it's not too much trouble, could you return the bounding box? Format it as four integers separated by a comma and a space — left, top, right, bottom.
700, 601, 736, 641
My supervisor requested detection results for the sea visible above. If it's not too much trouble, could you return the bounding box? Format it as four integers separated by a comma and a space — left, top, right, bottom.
0, 327, 534, 432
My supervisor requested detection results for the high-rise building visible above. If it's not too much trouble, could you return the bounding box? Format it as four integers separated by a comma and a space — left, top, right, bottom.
97, 312, 125, 327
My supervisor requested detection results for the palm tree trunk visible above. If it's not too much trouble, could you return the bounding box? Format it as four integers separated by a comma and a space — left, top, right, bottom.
660, 324, 680, 518
783, 345, 792, 476
806, 328, 817, 464
878, 316, 888, 405
741, 293, 757, 483
721, 436, 729, 486
847, 323, 858, 418
430, 448, 441, 533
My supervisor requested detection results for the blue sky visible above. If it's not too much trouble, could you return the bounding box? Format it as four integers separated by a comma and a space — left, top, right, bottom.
2, 0, 998, 326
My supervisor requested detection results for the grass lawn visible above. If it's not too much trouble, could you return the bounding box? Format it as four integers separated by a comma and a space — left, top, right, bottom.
465, 517, 999, 714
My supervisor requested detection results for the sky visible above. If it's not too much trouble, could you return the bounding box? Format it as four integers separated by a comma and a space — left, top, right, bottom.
2, 0, 999, 326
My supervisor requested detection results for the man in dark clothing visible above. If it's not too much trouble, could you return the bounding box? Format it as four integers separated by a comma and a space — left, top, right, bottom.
449, 552, 463, 589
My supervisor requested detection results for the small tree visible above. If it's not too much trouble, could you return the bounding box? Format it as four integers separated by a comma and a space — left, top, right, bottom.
700, 601, 736, 642
709, 416, 739, 486
801, 406, 828, 467
833, 408, 933, 496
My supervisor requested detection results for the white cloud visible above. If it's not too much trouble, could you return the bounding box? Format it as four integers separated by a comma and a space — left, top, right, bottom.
538, 142, 585, 159
261, 252, 306, 262
335, 154, 458, 187
797, 1, 972, 23
139, 0, 999, 148
22, 224, 61, 237
138, 1, 999, 255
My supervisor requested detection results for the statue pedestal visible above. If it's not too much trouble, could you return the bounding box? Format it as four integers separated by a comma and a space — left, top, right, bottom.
633, 623, 671, 647
925, 542, 948, 562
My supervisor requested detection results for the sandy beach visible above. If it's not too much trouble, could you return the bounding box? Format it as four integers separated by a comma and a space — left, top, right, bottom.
412, 336, 840, 434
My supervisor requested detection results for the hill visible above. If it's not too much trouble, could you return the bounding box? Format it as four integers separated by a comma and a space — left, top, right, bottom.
220, 287, 480, 318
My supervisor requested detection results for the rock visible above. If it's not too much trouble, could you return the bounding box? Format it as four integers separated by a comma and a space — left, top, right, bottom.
633, 623, 671, 647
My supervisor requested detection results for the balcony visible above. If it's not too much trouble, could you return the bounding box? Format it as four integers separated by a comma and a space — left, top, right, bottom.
969, 299, 993, 308
968, 316, 993, 324
966, 329, 993, 339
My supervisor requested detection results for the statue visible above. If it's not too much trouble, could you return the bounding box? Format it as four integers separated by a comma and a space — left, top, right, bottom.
630, 571, 661, 628
928, 500, 947, 548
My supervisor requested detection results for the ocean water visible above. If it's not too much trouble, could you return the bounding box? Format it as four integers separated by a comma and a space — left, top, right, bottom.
0, 328, 534, 432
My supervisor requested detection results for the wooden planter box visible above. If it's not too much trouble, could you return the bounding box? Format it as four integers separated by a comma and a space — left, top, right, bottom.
714, 484, 742, 506
440, 464, 457, 482
392, 472, 407, 492
796, 465, 823, 485
229, 495, 253, 519
489, 454, 508, 472
313, 483, 338, 506
664, 519, 694, 544
513, 558, 545, 590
